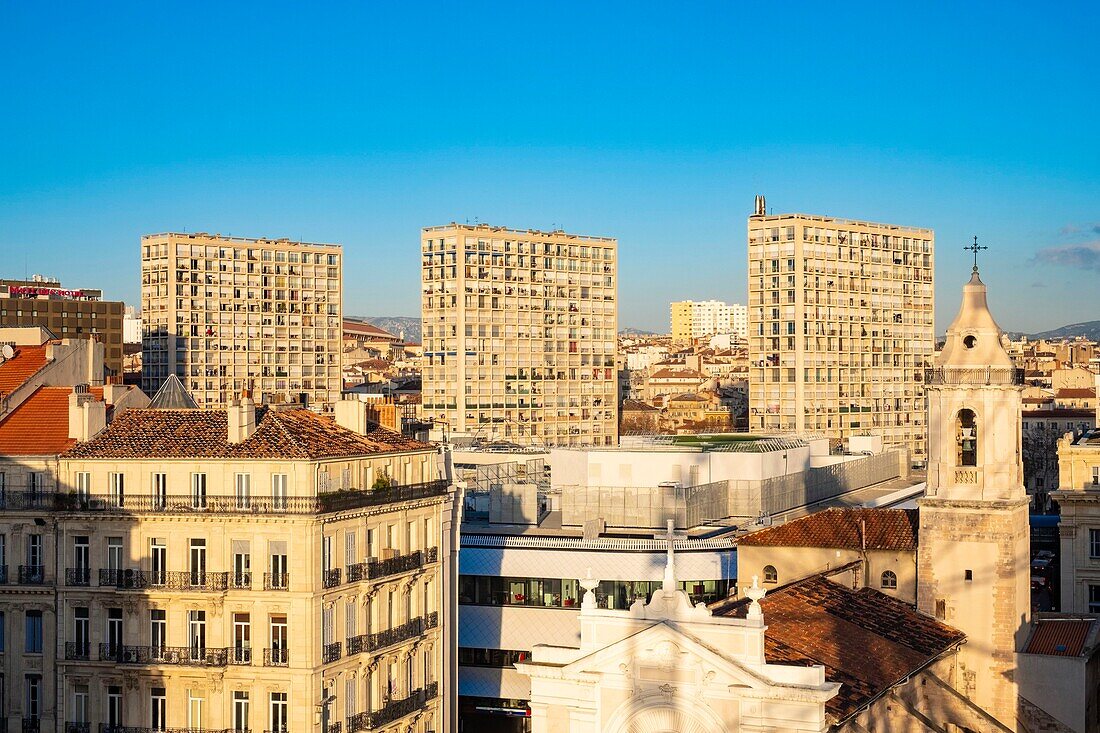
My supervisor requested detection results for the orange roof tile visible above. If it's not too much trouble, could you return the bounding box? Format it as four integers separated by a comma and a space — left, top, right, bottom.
1024, 619, 1096, 657
63, 406, 432, 460
738, 507, 919, 551
713, 568, 965, 722
0, 344, 49, 395
0, 386, 102, 456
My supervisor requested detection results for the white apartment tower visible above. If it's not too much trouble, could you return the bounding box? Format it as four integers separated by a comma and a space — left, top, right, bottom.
670, 299, 748, 343
421, 223, 618, 447
747, 200, 934, 460
141, 232, 343, 409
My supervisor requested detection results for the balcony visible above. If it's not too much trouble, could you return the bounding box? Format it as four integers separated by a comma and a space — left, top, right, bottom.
65, 724, 91, 733
18, 565, 45, 584
347, 616, 432, 657
65, 641, 91, 661
264, 573, 289, 591
23, 719, 40, 733
924, 366, 1024, 386
263, 647, 289, 666
230, 571, 252, 589
345, 713, 368, 733
99, 644, 230, 666
229, 646, 252, 665
367, 682, 439, 728
51, 480, 448, 515
0, 565, 7, 583
367, 548, 437, 582
322, 642, 342, 663
157, 571, 229, 591
66, 568, 92, 586
322, 568, 341, 589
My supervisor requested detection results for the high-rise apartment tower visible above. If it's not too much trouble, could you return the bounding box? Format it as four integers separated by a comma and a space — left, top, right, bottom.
747, 202, 934, 460
670, 299, 748, 343
140, 232, 343, 409
421, 223, 618, 447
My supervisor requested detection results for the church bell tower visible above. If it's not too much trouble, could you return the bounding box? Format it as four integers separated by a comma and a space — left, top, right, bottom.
918, 259, 1029, 730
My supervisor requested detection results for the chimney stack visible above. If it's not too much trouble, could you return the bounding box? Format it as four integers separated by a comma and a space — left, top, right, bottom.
227, 390, 257, 444
68, 384, 107, 442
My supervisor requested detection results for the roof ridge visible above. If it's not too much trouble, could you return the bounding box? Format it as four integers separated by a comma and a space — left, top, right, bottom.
262, 409, 310, 458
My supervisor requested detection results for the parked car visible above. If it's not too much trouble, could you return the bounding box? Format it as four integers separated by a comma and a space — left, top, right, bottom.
1031, 576, 1048, 592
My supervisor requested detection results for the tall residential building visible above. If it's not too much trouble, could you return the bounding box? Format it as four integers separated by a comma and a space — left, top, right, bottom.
669, 299, 747, 343
140, 232, 343, 409
421, 223, 618, 447
747, 201, 934, 460
0, 276, 124, 376
0, 350, 459, 733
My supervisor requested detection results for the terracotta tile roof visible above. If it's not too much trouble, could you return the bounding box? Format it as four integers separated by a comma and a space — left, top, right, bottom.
621, 399, 660, 413
0, 344, 49, 395
63, 407, 432, 460
649, 368, 707, 380
1055, 387, 1096, 399
0, 386, 103, 456
343, 320, 398, 339
1024, 618, 1097, 657
737, 508, 919, 551
1023, 408, 1094, 419
713, 568, 965, 722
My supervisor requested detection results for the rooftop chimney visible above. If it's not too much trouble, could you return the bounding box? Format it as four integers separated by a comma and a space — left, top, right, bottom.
227, 390, 257, 444
335, 397, 370, 435
69, 384, 106, 442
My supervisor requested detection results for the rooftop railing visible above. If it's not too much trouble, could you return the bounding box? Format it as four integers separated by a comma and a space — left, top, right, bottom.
924, 367, 1025, 386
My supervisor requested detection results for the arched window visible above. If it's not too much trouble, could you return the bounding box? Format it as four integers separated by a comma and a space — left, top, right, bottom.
956, 409, 977, 466
762, 565, 778, 584
880, 571, 898, 590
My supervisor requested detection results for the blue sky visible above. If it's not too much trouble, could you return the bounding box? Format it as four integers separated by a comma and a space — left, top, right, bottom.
1, 1, 1097, 333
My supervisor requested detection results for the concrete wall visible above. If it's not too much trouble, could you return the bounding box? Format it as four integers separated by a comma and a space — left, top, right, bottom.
1017, 653, 1090, 732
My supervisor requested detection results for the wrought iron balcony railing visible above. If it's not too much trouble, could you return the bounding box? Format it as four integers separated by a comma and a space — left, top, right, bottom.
322, 568, 341, 589
23, 718, 40, 733
345, 713, 368, 733
366, 682, 439, 728
263, 647, 289, 666
367, 550, 423, 581
229, 646, 252, 665
65, 641, 91, 660
18, 565, 46, 584
66, 567, 92, 586
0, 565, 7, 583
347, 616, 430, 657
65, 723, 91, 733
230, 571, 252, 589
425, 611, 439, 630
264, 573, 289, 590
99, 643, 230, 666
47, 480, 447, 515
322, 642, 342, 664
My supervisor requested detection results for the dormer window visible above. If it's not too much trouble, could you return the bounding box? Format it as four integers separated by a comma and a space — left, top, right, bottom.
957, 409, 977, 466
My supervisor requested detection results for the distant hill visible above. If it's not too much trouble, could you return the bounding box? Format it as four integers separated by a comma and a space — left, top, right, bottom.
1024, 321, 1100, 341
620, 327, 661, 336
356, 316, 421, 344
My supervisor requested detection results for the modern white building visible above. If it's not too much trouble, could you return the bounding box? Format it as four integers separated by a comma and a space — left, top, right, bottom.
670, 300, 747, 343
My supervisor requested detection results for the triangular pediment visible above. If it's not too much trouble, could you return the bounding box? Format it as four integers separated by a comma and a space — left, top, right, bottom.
559, 620, 805, 694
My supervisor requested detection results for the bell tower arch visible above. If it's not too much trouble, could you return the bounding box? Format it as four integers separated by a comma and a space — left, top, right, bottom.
918, 263, 1029, 730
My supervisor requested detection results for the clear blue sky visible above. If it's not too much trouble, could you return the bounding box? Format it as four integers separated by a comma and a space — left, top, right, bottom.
1, 1, 1097, 333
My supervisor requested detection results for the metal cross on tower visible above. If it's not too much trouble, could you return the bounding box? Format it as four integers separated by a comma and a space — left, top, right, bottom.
965, 235, 988, 272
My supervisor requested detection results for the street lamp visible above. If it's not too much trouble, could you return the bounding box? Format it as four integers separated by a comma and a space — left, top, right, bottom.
314, 693, 336, 730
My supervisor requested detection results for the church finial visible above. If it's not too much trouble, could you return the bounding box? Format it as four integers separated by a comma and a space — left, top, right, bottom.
662, 519, 677, 591
965, 235, 988, 273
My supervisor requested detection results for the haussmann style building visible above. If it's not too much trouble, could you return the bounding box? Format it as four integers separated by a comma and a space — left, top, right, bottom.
0, 350, 460, 733
140, 232, 344, 410
747, 196, 934, 463
420, 223, 618, 447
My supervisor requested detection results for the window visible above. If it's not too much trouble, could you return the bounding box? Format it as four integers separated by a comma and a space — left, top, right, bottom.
150, 688, 166, 731
880, 571, 898, 589
1090, 586, 1100, 614
762, 565, 778, 584
75, 472, 91, 502
27, 534, 42, 569
1093, 466, 1100, 486
965, 569, 974, 582
107, 537, 123, 570
25, 675, 41, 720
233, 613, 251, 663
233, 691, 249, 733
235, 473, 251, 509
25, 611, 42, 653
107, 686, 122, 727
189, 610, 207, 659
150, 609, 166, 650
270, 692, 288, 733
106, 608, 123, 652
73, 607, 90, 658
189, 539, 206, 585
956, 409, 977, 466
73, 685, 89, 723
0, 611, 5, 651
109, 472, 125, 506
232, 541, 251, 588
151, 473, 167, 509
190, 473, 207, 509
272, 474, 288, 510
188, 690, 204, 730
150, 538, 166, 584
